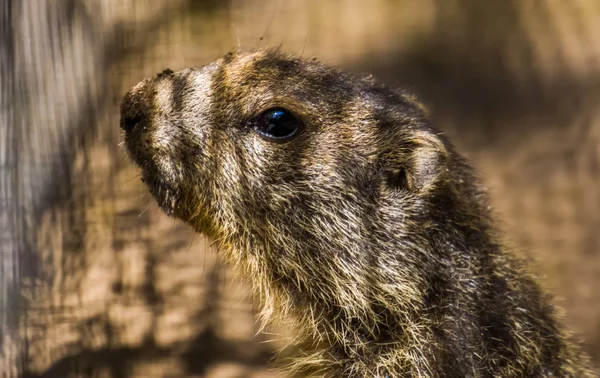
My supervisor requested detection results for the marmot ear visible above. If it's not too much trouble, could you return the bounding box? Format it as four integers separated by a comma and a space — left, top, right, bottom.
383, 130, 448, 192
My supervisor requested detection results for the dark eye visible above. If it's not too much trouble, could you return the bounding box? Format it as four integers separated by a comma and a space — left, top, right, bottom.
252, 108, 302, 142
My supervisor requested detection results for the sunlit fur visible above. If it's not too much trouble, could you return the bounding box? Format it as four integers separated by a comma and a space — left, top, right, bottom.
121, 50, 596, 377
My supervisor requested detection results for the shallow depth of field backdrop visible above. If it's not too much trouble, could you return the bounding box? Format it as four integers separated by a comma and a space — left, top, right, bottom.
1, 1, 599, 377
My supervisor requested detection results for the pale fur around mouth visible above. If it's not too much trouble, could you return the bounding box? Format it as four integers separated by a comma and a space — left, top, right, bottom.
124, 146, 178, 217
141, 174, 180, 216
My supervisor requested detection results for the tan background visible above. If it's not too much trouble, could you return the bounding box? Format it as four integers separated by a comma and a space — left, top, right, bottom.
2, 0, 599, 377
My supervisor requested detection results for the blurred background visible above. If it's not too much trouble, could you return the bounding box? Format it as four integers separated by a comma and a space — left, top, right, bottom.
1, 0, 599, 377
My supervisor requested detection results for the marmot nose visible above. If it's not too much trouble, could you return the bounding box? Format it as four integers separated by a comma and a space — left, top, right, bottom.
120, 83, 150, 133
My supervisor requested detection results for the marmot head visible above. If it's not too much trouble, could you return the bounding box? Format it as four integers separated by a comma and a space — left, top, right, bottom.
120, 50, 487, 370
121, 49, 455, 225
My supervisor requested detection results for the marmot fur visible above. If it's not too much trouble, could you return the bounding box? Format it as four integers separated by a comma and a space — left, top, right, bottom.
120, 50, 597, 378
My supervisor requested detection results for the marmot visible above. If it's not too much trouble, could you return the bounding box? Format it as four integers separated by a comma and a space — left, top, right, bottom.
120, 50, 597, 378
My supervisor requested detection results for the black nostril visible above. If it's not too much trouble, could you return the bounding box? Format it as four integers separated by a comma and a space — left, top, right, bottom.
120, 87, 148, 133
120, 113, 143, 133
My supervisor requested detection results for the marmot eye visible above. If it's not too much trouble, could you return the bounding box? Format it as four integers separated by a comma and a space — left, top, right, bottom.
252, 108, 302, 142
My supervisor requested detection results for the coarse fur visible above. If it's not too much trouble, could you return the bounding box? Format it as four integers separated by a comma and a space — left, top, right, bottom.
120, 50, 597, 377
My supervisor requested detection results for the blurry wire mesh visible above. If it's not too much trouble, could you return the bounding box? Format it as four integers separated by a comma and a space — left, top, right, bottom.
1, 0, 599, 377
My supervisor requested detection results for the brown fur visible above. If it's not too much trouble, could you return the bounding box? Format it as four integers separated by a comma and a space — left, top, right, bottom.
120, 50, 596, 377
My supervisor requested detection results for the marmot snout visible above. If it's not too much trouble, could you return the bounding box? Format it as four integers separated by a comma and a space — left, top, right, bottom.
121, 50, 596, 378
